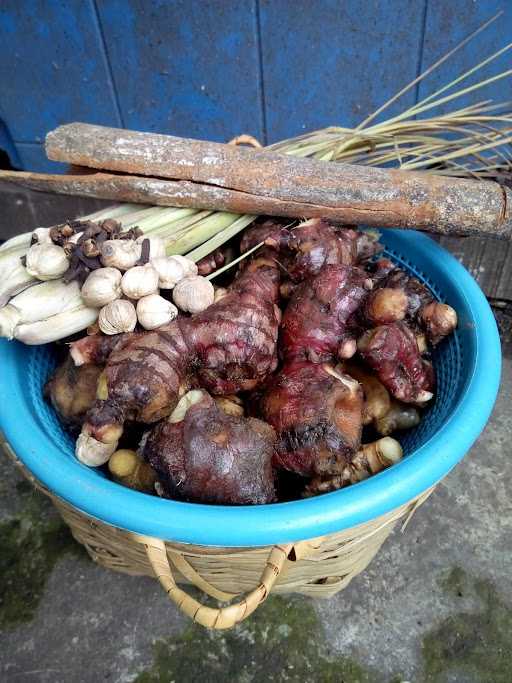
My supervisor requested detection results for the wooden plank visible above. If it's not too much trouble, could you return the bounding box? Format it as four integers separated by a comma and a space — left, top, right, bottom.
258, 0, 428, 142
0, 0, 121, 148
96, 0, 264, 142
440, 235, 512, 301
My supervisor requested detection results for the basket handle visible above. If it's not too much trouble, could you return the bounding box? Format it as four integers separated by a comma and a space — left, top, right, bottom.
134, 534, 293, 629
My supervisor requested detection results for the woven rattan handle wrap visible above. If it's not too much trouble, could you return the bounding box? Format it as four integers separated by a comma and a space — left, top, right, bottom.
135, 534, 293, 629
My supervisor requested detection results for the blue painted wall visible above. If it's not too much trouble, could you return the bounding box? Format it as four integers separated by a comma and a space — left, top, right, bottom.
0, 0, 510, 172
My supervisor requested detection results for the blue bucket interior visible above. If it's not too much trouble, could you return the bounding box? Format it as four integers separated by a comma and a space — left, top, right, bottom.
0, 229, 501, 546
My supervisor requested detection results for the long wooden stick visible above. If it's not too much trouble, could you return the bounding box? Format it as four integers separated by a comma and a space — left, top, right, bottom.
11, 122, 512, 237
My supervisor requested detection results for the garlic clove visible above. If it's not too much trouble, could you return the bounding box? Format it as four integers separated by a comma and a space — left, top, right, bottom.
137, 235, 166, 259
151, 256, 186, 289
81, 267, 122, 307
25, 243, 69, 281
98, 299, 137, 335
172, 275, 215, 314
136, 294, 178, 330
121, 264, 159, 300
100, 239, 141, 270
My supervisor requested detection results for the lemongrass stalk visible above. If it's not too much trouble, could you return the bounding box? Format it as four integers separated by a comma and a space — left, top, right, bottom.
0, 267, 36, 308
207, 241, 264, 280
166, 213, 245, 256
119, 206, 185, 228
4, 280, 84, 326
14, 306, 99, 345
412, 42, 512, 115
151, 211, 213, 239
0, 279, 94, 341
185, 215, 256, 262
0, 233, 32, 253
401, 70, 512, 123
84, 203, 145, 221
126, 207, 198, 233
404, 131, 512, 170
0, 246, 38, 306
353, 11, 503, 133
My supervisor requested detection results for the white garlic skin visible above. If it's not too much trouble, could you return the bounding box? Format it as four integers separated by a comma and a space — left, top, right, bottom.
98, 299, 137, 335
172, 275, 215, 314
151, 256, 186, 289
81, 267, 122, 307
31, 227, 52, 245
121, 264, 159, 299
137, 235, 166, 259
168, 254, 198, 278
100, 239, 141, 270
25, 243, 69, 281
136, 294, 178, 330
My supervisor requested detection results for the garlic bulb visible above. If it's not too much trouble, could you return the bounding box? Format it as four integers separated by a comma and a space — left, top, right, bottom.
121, 264, 159, 300
100, 239, 141, 270
81, 268, 122, 307
168, 254, 198, 278
151, 256, 186, 289
137, 235, 166, 259
25, 243, 69, 281
136, 294, 178, 330
98, 299, 137, 335
31, 227, 52, 244
172, 275, 215, 313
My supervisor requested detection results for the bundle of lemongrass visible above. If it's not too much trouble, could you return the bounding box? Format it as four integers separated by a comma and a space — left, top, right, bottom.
1, 11, 511, 344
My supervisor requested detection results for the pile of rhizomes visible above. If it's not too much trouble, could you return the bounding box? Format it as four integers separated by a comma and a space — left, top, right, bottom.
45, 217, 457, 504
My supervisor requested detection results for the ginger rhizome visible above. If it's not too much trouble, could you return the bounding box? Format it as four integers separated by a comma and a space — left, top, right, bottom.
62, 217, 457, 502
73, 248, 281, 467
140, 391, 276, 504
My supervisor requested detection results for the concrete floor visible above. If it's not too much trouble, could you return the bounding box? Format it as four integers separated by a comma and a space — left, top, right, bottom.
0, 350, 510, 682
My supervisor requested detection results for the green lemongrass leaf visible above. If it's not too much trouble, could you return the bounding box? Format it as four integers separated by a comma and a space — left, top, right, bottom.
207, 241, 264, 280
125, 207, 198, 232
152, 210, 213, 239
414, 41, 512, 112
404, 69, 512, 121
119, 206, 186, 229
166, 213, 247, 256
185, 215, 256, 262
354, 11, 503, 133
84, 203, 145, 222
403, 132, 512, 170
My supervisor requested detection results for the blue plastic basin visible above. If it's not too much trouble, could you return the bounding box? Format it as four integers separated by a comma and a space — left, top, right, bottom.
0, 230, 501, 546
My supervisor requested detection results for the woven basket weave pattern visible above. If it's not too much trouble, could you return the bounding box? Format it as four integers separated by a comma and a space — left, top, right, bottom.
2, 433, 432, 625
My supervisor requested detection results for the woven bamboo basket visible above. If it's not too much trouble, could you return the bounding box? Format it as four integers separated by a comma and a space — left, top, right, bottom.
0, 230, 501, 630
1, 433, 433, 629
